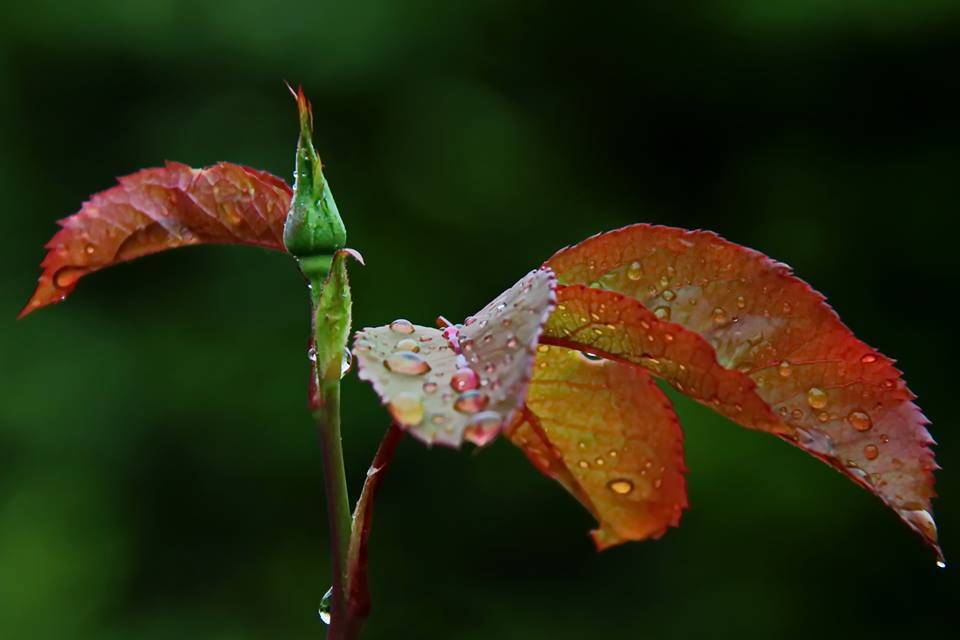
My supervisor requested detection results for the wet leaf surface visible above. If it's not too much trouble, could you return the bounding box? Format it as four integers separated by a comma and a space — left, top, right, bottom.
508, 344, 687, 548
353, 269, 556, 447
21, 161, 291, 317
547, 224, 940, 560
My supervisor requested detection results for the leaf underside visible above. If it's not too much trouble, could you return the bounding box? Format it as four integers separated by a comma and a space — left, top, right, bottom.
353, 268, 557, 447
21, 161, 292, 318
545, 224, 940, 560
507, 344, 687, 549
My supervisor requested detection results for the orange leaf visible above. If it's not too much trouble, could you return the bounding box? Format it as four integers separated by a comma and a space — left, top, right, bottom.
546, 224, 940, 562
543, 285, 784, 435
21, 161, 292, 318
507, 344, 687, 549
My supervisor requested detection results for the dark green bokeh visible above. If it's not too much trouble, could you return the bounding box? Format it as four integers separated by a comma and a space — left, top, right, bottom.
1, 2, 957, 638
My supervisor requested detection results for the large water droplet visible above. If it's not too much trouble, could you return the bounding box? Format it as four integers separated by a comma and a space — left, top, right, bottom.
806, 387, 828, 409
898, 507, 938, 543
384, 351, 431, 376
654, 305, 671, 320
396, 338, 420, 353
607, 479, 634, 495
389, 392, 424, 426
847, 410, 873, 432
861, 353, 877, 364
627, 261, 643, 281
389, 319, 415, 334
863, 444, 879, 460
463, 411, 503, 446
450, 367, 480, 392
53, 266, 83, 289
84, 243, 95, 255
318, 586, 333, 625
340, 347, 353, 378
778, 360, 792, 378
796, 428, 835, 456
454, 390, 489, 414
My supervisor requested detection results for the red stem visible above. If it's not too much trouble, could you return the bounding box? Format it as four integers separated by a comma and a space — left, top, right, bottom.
346, 424, 405, 621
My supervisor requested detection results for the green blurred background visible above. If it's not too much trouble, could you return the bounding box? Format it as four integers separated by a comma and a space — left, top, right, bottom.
1, 1, 958, 638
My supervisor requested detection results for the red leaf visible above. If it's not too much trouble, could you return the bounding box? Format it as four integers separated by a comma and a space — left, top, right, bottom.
507, 344, 687, 549
20, 161, 292, 318
546, 224, 941, 561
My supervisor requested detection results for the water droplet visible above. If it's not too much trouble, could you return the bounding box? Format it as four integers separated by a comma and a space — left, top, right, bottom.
340, 348, 353, 378
712, 307, 729, 327
389, 319, 415, 334
496, 303, 506, 312
454, 390, 489, 414
53, 267, 83, 289
450, 368, 479, 392
580, 351, 602, 362
864, 444, 879, 460
506, 335, 519, 348
396, 338, 420, 352
389, 392, 424, 427
594, 457, 605, 466
423, 381, 438, 394
318, 586, 333, 625
736, 295, 746, 309
847, 410, 873, 432
84, 244, 95, 255
861, 353, 877, 364
537, 344, 550, 353
607, 479, 634, 495
778, 360, 792, 378
354, 339, 373, 353
796, 428, 835, 456
806, 387, 828, 409
577, 460, 589, 469
464, 316, 477, 326
654, 305, 671, 320
662, 289, 676, 302
897, 507, 938, 543
384, 351, 431, 376
463, 411, 502, 446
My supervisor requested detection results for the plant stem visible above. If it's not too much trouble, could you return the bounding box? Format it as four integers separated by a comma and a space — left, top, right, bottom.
312, 376, 357, 639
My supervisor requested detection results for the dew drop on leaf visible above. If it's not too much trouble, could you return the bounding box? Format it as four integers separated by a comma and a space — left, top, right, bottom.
384, 351, 431, 376
389, 319, 415, 334
450, 368, 480, 392
53, 267, 83, 289
388, 392, 424, 427
806, 387, 828, 409
454, 390, 489, 414
847, 410, 873, 432
712, 307, 729, 327
463, 411, 503, 446
340, 347, 353, 378
396, 338, 420, 352
607, 479, 634, 495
